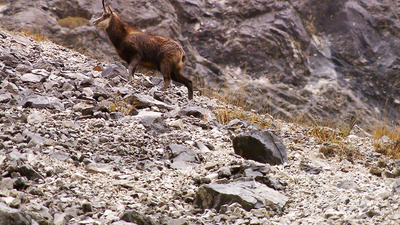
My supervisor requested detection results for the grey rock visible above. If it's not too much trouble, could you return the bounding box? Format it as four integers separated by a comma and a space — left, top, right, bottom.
20, 95, 64, 111
167, 144, 202, 169
9, 165, 44, 181
13, 177, 30, 190
244, 168, 263, 178
102, 62, 128, 79
217, 167, 232, 179
51, 151, 71, 162
195, 181, 289, 212
149, 116, 169, 134
125, 94, 174, 110
0, 178, 14, 191
81, 202, 93, 214
0, 202, 32, 225
0, 52, 19, 67
337, 180, 360, 191
27, 111, 45, 124
86, 163, 112, 174
23, 130, 46, 146
15, 64, 32, 73
21, 73, 44, 83
73, 102, 95, 113
393, 179, 400, 193
233, 130, 288, 165
195, 141, 211, 152
135, 111, 163, 128
300, 162, 322, 175
0, 93, 12, 103
179, 105, 215, 121
120, 210, 157, 225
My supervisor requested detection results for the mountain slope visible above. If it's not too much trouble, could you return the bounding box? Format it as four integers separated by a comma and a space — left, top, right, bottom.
1, 29, 400, 224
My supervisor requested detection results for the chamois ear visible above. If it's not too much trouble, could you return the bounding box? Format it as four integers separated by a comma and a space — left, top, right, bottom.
106, 4, 113, 14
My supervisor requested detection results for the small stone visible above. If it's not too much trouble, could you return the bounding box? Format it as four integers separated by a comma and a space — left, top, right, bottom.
86, 163, 112, 174
82, 87, 94, 98
300, 162, 321, 174
218, 167, 232, 178
71, 173, 86, 181
120, 210, 157, 225
27, 111, 45, 124
0, 178, 14, 191
82, 202, 93, 214
393, 179, 400, 193
21, 73, 43, 83
0, 93, 12, 103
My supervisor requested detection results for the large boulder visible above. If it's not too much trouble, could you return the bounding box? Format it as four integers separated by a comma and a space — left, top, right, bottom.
195, 181, 289, 212
233, 130, 288, 165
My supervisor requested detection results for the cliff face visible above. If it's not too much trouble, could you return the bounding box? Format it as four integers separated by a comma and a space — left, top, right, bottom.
1, 0, 399, 127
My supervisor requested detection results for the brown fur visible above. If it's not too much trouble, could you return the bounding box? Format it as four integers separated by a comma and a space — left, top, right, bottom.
94, 1, 193, 99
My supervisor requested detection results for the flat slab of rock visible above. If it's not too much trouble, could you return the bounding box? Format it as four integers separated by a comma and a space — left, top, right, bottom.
167, 144, 202, 169
19, 95, 64, 111
195, 181, 288, 212
124, 94, 174, 110
233, 130, 288, 165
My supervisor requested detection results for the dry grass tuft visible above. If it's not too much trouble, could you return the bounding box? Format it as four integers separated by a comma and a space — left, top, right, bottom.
307, 125, 361, 162
109, 95, 137, 116
372, 123, 400, 159
18, 29, 48, 42
308, 126, 345, 144
200, 85, 272, 128
58, 17, 89, 29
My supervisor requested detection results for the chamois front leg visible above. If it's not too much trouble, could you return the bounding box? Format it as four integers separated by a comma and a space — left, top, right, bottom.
128, 57, 140, 84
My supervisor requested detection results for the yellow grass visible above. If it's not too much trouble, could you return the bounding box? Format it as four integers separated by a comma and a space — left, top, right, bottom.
18, 29, 48, 42
58, 17, 88, 29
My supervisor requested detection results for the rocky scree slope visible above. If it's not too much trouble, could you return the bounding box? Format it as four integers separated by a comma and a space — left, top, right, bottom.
0, 0, 399, 128
1, 29, 400, 224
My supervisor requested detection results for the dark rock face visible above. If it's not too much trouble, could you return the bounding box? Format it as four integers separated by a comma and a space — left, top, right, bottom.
1, 0, 399, 127
233, 130, 288, 165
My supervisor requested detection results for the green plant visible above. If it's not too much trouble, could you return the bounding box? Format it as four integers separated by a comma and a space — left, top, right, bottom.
58, 17, 88, 29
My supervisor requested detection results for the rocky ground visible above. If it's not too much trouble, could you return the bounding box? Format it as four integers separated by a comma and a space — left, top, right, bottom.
1, 29, 400, 225
1, 0, 399, 128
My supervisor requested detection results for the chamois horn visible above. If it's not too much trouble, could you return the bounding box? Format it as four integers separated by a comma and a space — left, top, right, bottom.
102, 0, 106, 12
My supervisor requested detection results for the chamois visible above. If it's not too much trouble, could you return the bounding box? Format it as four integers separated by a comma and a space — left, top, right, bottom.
93, 0, 193, 99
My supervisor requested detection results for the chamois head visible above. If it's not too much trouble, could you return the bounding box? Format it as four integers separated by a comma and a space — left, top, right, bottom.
93, 0, 114, 29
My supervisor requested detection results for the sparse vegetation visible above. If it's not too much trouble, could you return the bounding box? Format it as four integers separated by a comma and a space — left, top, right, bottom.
18, 29, 48, 42
58, 17, 89, 29
109, 96, 137, 116
372, 123, 400, 159
200, 85, 272, 128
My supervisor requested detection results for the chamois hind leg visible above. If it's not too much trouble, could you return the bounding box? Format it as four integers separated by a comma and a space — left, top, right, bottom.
159, 61, 172, 92
128, 56, 140, 78
171, 69, 193, 100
